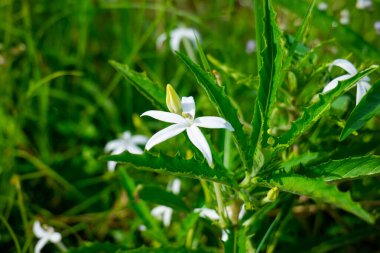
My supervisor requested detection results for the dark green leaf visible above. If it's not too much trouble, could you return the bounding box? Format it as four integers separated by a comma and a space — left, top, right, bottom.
67, 242, 125, 253
340, 80, 380, 140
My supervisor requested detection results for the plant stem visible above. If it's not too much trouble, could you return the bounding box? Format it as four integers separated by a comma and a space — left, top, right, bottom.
213, 182, 226, 228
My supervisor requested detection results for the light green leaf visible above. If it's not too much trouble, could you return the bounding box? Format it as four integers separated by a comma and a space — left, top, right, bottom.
138, 185, 190, 211
304, 156, 380, 182
176, 51, 249, 168
104, 152, 236, 187
276, 65, 378, 147
109, 60, 166, 110
340, 80, 380, 140
250, 0, 284, 161
256, 173, 374, 224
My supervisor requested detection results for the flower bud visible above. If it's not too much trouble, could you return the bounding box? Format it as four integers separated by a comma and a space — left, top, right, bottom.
265, 187, 279, 202
166, 84, 182, 114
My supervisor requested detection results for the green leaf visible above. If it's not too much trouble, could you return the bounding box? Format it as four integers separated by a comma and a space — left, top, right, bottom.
104, 152, 236, 187
340, 80, 380, 140
109, 60, 166, 110
176, 51, 249, 168
138, 185, 190, 211
250, 0, 284, 161
304, 156, 380, 182
118, 246, 218, 253
276, 65, 378, 147
256, 173, 374, 224
67, 242, 125, 253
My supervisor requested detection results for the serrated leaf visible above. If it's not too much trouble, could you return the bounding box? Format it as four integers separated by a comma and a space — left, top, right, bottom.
276, 65, 378, 147
304, 156, 380, 182
138, 185, 190, 211
256, 173, 374, 224
250, 0, 284, 161
109, 60, 166, 110
176, 51, 249, 168
103, 152, 236, 187
340, 80, 380, 140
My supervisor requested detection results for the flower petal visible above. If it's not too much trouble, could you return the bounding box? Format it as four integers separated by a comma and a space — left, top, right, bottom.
130, 135, 149, 145
194, 207, 220, 220
356, 81, 371, 105
145, 124, 186, 150
186, 126, 212, 166
104, 139, 125, 153
329, 59, 358, 75
49, 232, 62, 243
33, 221, 45, 238
162, 208, 173, 227
141, 110, 186, 124
107, 161, 117, 172
151, 206, 173, 226
126, 144, 144, 155
181, 96, 195, 119
121, 131, 131, 140
322, 74, 352, 93
194, 116, 234, 131
34, 238, 48, 253
168, 178, 181, 195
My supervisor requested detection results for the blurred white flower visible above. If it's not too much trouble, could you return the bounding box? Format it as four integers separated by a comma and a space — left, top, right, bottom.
156, 27, 201, 52
105, 131, 148, 172
194, 207, 220, 220
317, 2, 328, 11
375, 21, 380, 35
33, 221, 62, 253
323, 59, 371, 105
245, 39, 256, 54
339, 9, 350, 25
221, 229, 229, 242
167, 178, 181, 194
356, 0, 372, 9
142, 85, 234, 167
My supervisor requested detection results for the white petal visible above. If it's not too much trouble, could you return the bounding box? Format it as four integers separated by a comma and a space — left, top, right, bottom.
356, 81, 371, 105
329, 59, 357, 76
121, 131, 131, 140
238, 204, 246, 220
156, 33, 167, 49
104, 139, 125, 153
34, 238, 48, 253
141, 110, 187, 124
33, 221, 45, 238
170, 33, 181, 52
107, 161, 117, 172
126, 144, 144, 155
49, 232, 62, 243
162, 208, 173, 227
194, 116, 234, 131
181, 96, 195, 119
168, 178, 181, 195
194, 207, 220, 220
186, 126, 213, 167
151, 206, 173, 226
322, 74, 352, 93
221, 229, 229, 242
145, 124, 186, 150
130, 135, 149, 145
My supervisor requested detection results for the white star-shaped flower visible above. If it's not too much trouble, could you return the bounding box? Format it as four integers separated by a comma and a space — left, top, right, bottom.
322, 59, 371, 105
33, 221, 62, 253
156, 27, 201, 52
105, 131, 148, 172
142, 85, 234, 167
356, 0, 372, 9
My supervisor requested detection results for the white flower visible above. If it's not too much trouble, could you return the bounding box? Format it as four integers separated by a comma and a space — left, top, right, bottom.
194, 207, 221, 220
105, 131, 148, 172
245, 39, 257, 54
356, 0, 372, 9
221, 229, 229, 242
322, 59, 371, 105
167, 178, 181, 195
151, 205, 173, 227
156, 27, 201, 52
142, 89, 234, 167
375, 21, 380, 35
33, 221, 62, 253
339, 9, 350, 25
317, 2, 328, 11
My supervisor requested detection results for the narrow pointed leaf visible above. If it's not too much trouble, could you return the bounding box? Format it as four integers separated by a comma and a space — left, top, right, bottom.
304, 156, 380, 182
250, 0, 284, 160
176, 51, 249, 168
103, 152, 236, 186
276, 65, 378, 147
256, 174, 374, 224
110, 60, 166, 110
340, 80, 380, 140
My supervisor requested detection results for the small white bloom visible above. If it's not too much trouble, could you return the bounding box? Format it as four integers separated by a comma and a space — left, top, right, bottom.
194, 207, 220, 220
221, 229, 229, 242
340, 9, 350, 25
317, 2, 328, 11
322, 59, 371, 105
356, 0, 372, 9
245, 39, 256, 54
142, 96, 234, 167
156, 27, 201, 52
375, 21, 380, 35
151, 205, 173, 227
33, 221, 62, 253
105, 131, 148, 172
167, 178, 181, 195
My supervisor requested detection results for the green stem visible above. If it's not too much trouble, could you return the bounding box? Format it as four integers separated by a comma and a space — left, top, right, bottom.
0, 215, 21, 253
213, 182, 226, 228
56, 242, 67, 252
